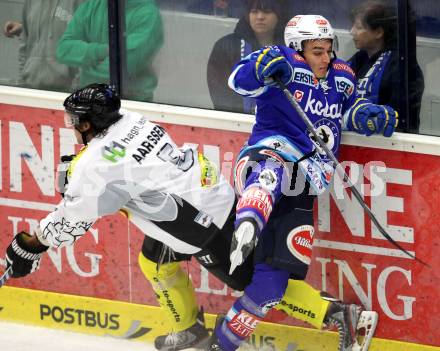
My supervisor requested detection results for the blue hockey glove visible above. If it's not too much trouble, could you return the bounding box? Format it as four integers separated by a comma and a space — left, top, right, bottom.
255, 46, 293, 87
347, 99, 398, 137
6, 231, 48, 278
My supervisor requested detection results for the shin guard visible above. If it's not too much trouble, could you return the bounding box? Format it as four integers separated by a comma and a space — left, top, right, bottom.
275, 280, 330, 329
138, 253, 198, 332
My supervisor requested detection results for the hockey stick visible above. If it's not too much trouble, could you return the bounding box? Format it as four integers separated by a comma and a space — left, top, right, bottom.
0, 267, 12, 288
275, 77, 428, 266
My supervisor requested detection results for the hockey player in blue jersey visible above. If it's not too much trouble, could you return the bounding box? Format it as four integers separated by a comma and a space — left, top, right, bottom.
207, 15, 398, 351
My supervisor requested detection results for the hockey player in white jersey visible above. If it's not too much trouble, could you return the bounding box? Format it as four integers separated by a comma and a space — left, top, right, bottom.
3, 83, 377, 351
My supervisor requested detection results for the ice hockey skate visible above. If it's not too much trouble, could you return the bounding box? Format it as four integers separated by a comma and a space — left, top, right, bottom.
205, 334, 223, 351
323, 301, 378, 351
229, 219, 258, 275
155, 309, 210, 351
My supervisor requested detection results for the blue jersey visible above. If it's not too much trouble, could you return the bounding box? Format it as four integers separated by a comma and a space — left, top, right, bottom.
228, 45, 358, 194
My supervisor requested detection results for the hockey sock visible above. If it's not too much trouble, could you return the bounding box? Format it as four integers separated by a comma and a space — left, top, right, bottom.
275, 280, 329, 329
215, 263, 290, 351
138, 253, 198, 332
235, 159, 284, 233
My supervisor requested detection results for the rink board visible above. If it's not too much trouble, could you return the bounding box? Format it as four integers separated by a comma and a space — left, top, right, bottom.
0, 286, 437, 351
0, 90, 440, 348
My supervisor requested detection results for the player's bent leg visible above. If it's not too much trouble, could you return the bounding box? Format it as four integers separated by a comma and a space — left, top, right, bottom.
138, 253, 209, 350
207, 263, 290, 351
231, 156, 286, 272
275, 279, 330, 329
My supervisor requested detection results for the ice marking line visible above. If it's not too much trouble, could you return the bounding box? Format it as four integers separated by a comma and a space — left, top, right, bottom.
315, 239, 415, 259
0, 197, 55, 212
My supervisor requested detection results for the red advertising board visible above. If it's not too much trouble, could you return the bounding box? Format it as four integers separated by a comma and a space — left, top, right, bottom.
0, 104, 439, 346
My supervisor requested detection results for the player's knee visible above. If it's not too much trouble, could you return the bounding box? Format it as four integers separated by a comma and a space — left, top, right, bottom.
244, 264, 290, 314
138, 252, 180, 281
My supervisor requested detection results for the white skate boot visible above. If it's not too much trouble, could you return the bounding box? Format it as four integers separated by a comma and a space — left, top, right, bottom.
324, 300, 378, 351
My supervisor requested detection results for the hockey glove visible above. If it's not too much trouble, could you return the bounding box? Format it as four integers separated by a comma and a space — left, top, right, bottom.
255, 46, 293, 87
346, 98, 398, 137
6, 231, 48, 278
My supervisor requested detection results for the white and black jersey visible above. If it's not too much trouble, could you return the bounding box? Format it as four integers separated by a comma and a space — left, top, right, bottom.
37, 109, 236, 254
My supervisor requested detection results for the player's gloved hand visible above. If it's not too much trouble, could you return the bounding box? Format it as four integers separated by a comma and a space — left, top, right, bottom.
347, 99, 398, 137
255, 46, 293, 87
6, 231, 48, 278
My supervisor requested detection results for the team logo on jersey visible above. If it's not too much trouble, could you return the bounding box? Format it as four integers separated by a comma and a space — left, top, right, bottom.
304, 90, 342, 119
308, 118, 341, 159
294, 90, 304, 102
102, 141, 126, 163
335, 76, 354, 98
194, 211, 213, 228
286, 225, 314, 265
293, 68, 319, 88
320, 80, 331, 94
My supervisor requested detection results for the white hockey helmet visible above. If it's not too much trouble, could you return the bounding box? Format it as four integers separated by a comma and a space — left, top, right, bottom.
284, 15, 338, 52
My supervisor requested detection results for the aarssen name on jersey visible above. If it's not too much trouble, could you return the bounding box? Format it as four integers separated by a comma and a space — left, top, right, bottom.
132, 125, 166, 164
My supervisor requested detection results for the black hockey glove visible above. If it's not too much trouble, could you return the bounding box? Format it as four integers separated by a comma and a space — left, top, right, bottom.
5, 231, 49, 278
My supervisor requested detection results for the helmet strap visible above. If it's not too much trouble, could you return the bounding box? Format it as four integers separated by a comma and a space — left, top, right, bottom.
74, 126, 93, 146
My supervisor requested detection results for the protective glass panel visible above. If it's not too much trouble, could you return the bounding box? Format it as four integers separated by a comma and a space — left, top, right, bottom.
0, 0, 109, 92
412, 0, 440, 135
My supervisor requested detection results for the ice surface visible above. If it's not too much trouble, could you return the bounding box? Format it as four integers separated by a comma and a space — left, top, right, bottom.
0, 321, 156, 351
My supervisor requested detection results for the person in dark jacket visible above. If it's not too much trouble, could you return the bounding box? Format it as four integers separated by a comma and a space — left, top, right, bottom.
348, 0, 424, 133
207, 0, 289, 113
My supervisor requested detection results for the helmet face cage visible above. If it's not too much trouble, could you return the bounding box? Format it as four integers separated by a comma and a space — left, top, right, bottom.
284, 15, 338, 52
63, 112, 81, 128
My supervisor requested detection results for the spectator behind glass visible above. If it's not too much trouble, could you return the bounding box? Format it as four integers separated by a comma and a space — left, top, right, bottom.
207, 0, 288, 113
2, 0, 83, 91
348, 0, 424, 133
56, 0, 163, 102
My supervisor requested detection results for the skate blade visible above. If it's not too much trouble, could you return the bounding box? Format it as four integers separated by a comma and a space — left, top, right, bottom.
183, 335, 211, 351
352, 311, 378, 351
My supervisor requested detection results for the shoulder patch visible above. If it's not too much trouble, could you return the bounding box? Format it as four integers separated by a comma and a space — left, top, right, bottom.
292, 53, 305, 62
332, 62, 355, 77
334, 76, 355, 98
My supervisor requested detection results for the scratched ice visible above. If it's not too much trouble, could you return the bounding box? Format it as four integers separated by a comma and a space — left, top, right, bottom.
0, 321, 156, 351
